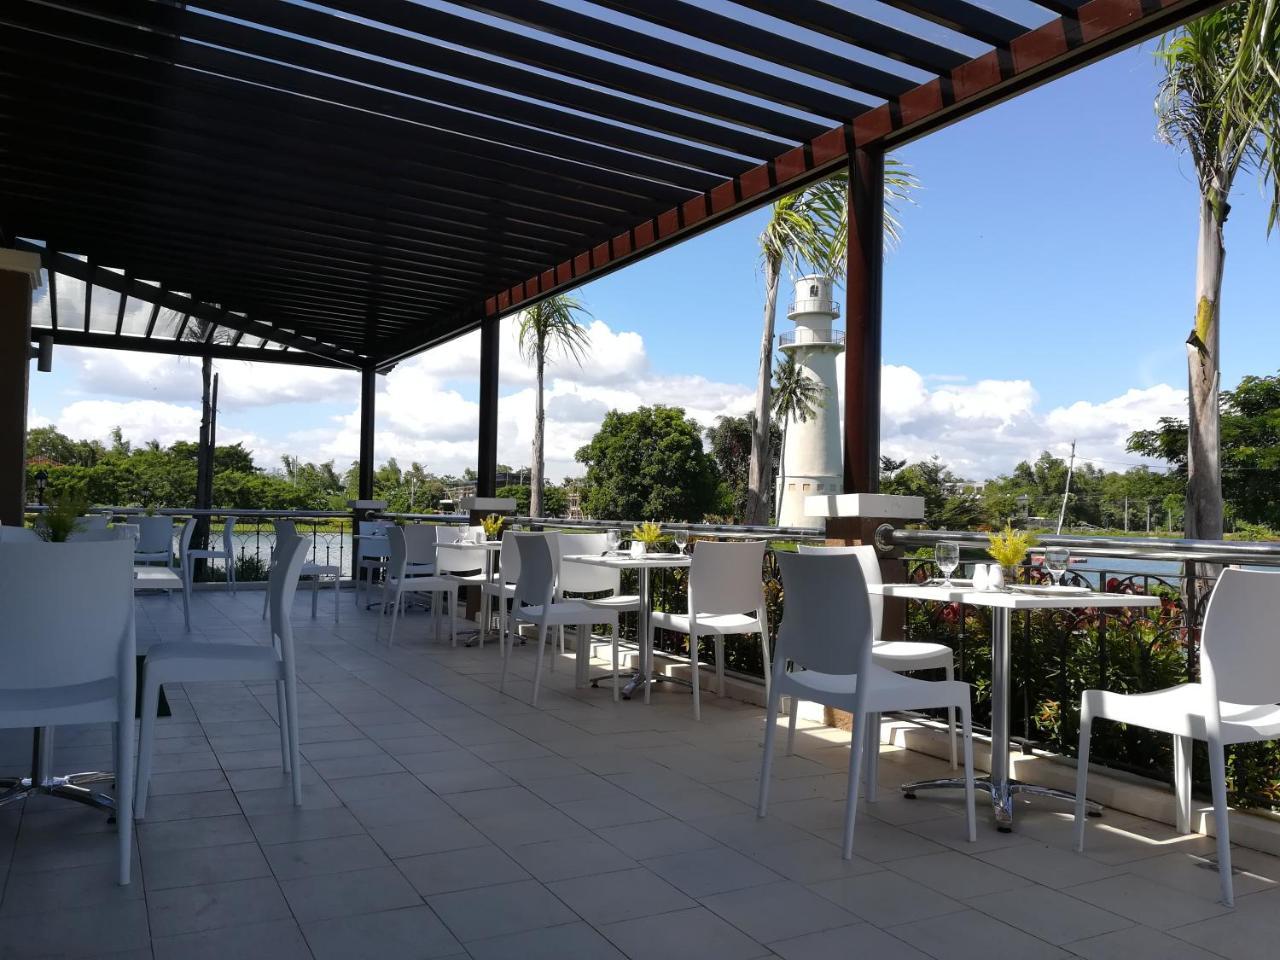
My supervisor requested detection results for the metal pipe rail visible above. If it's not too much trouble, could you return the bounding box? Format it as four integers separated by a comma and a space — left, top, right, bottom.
507, 516, 824, 539
878, 526, 1280, 566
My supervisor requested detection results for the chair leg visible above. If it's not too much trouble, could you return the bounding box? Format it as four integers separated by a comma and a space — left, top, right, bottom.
611, 629, 620, 703
715, 635, 726, 697
1174, 734, 1193, 834
1207, 738, 1234, 907
499, 616, 513, 693
115, 719, 134, 886
262, 577, 270, 620
690, 635, 702, 721
276, 680, 291, 774
757, 686, 783, 818
311, 577, 319, 618
945, 661, 958, 769
1073, 704, 1093, 853
134, 673, 161, 820
451, 589, 459, 648
229, 555, 237, 596
842, 714, 867, 860
532, 623, 549, 706
333, 574, 340, 624
388, 589, 402, 647
284, 670, 303, 807
960, 704, 976, 842
785, 697, 799, 756
864, 713, 880, 803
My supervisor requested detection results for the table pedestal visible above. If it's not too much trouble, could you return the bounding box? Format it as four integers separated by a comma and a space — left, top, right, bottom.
900, 606, 1100, 830
0, 728, 116, 816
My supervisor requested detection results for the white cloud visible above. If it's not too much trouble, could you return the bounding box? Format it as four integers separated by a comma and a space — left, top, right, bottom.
34, 318, 1185, 487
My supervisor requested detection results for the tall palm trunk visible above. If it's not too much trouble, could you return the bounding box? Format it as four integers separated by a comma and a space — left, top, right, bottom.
745, 253, 780, 525
774, 419, 788, 520
531, 338, 545, 518
1186, 189, 1226, 542
193, 353, 213, 575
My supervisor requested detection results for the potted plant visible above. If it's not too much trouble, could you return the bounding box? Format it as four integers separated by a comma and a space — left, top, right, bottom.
986, 523, 1037, 588
481, 513, 505, 541
629, 521, 664, 558
37, 490, 89, 542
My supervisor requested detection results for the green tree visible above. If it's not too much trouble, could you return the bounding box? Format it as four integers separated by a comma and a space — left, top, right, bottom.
880, 457, 985, 530
515, 293, 592, 518
705, 414, 779, 522
1156, 3, 1280, 542
576, 405, 722, 522
496, 482, 568, 517
770, 353, 825, 520
745, 161, 918, 524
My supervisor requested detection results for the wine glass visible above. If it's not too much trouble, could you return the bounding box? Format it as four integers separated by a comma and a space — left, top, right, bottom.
605, 529, 620, 555
673, 530, 689, 555
935, 541, 960, 587
1044, 546, 1070, 585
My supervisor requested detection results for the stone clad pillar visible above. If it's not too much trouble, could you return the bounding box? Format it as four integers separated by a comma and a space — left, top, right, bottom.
0, 249, 42, 526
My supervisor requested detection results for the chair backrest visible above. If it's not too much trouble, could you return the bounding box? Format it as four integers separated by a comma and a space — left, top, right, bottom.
798, 544, 883, 643
385, 525, 408, 582
357, 520, 390, 558
775, 551, 874, 677
689, 540, 766, 616
77, 514, 110, 534
436, 542, 479, 576
274, 518, 298, 540
221, 516, 237, 554
0, 524, 39, 543
71, 527, 134, 542
178, 517, 197, 566
0, 539, 135, 693
1199, 567, 1280, 706
436, 527, 463, 545
402, 524, 439, 566
497, 529, 521, 585
557, 533, 620, 595
513, 533, 555, 610
268, 534, 310, 654
136, 516, 174, 554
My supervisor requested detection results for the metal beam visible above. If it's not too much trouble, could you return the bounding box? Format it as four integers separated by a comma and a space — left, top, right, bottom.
875, 1, 1027, 47
358, 365, 376, 501
36, 329, 352, 369
477, 314, 500, 499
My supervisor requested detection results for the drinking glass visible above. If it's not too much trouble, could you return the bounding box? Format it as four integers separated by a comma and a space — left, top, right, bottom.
935, 542, 960, 587
674, 530, 689, 555
605, 529, 620, 554
1044, 546, 1070, 585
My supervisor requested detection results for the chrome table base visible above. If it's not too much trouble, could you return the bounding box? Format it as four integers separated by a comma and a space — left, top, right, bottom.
0, 771, 116, 814
902, 776, 1100, 831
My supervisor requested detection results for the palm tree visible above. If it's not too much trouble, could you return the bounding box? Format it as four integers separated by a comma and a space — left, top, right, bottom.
744, 161, 918, 524
1156, 2, 1279, 541
770, 352, 826, 517
515, 293, 592, 518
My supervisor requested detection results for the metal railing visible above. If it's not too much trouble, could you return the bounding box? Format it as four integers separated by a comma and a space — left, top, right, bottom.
787, 297, 841, 318
778, 328, 845, 348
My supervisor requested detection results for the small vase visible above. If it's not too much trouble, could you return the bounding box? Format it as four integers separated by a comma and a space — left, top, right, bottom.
629, 540, 647, 559
988, 565, 1006, 591
971, 565, 990, 591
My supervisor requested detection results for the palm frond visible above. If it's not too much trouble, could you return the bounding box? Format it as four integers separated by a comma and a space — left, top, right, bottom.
771, 353, 825, 424
515, 292, 592, 367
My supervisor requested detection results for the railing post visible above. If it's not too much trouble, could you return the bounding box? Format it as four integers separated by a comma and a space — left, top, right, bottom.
0, 249, 40, 526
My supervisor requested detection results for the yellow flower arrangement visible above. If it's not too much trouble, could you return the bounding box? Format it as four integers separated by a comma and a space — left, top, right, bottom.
631, 520, 665, 545
481, 513, 505, 540
987, 523, 1037, 572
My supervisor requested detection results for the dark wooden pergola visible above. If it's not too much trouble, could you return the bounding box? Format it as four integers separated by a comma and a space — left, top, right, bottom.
0, 0, 1225, 523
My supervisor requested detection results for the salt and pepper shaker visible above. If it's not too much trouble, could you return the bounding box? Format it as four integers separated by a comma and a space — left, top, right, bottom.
971, 565, 990, 591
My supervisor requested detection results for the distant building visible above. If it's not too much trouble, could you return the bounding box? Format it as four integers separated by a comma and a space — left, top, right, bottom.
943, 479, 987, 496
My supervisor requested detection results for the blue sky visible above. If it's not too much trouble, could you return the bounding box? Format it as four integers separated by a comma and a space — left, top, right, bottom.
28, 38, 1277, 482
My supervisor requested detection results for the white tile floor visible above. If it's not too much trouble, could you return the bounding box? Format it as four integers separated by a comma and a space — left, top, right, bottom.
2, 587, 1279, 960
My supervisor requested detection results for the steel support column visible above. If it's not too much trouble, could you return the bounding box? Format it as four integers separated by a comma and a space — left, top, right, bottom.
0, 250, 41, 526
476, 313, 499, 499
844, 149, 884, 494
358, 363, 376, 501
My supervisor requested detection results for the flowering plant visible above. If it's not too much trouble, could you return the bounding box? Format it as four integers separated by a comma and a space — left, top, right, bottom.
986, 523, 1037, 573
481, 513, 505, 540
631, 521, 665, 546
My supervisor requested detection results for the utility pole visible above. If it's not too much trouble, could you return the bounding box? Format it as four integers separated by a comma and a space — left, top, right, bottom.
1124, 495, 1129, 533
1055, 440, 1075, 535
1146, 501, 1152, 533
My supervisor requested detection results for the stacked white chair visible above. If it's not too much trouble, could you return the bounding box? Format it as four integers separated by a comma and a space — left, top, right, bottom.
439, 539, 494, 646
798, 544, 958, 772
481, 529, 522, 653
0, 538, 137, 884
758, 550, 976, 859
355, 519, 392, 608
136, 533, 310, 817
376, 525, 460, 646
649, 540, 771, 720
134, 515, 175, 566
261, 520, 340, 622
184, 515, 239, 594
0, 523, 39, 542
501, 533, 618, 706
1074, 567, 1280, 907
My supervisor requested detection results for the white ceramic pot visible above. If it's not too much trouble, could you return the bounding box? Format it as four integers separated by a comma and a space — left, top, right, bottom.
629, 540, 647, 559
987, 565, 1006, 591
971, 564, 990, 591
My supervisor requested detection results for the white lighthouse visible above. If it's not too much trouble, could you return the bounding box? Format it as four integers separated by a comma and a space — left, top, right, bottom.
775, 275, 844, 527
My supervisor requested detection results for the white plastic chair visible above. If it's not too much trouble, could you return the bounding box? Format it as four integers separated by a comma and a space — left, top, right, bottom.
1074, 567, 1280, 906
0, 539, 137, 884
557, 532, 640, 694
137, 533, 310, 818
798, 544, 958, 770
185, 515, 238, 594
356, 520, 392, 608
0, 523, 39, 543
438, 540, 493, 646
649, 540, 771, 720
134, 516, 175, 566
481, 530, 522, 653
758, 550, 976, 858
376, 525, 459, 646
500, 533, 618, 706
68, 514, 110, 539
177, 518, 197, 631
261, 520, 340, 622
